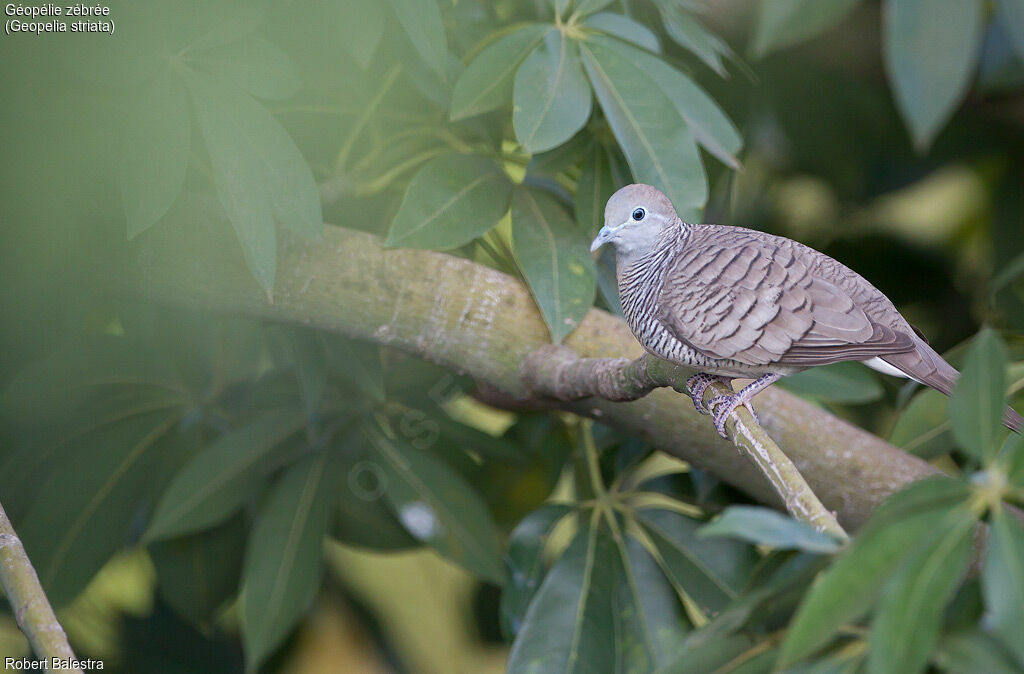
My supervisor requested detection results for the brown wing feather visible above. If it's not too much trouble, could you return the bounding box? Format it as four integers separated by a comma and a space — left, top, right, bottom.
657, 225, 915, 367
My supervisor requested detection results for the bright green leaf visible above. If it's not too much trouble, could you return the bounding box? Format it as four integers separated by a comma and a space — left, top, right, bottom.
121, 69, 191, 240
385, 0, 448, 77
779, 361, 884, 404
451, 24, 549, 120
386, 154, 512, 250
751, 0, 860, 58
883, 0, 985, 149
583, 12, 660, 53
511, 188, 596, 342
337, 0, 386, 69
513, 31, 593, 153
949, 328, 1009, 463
581, 37, 707, 221
241, 451, 339, 669
981, 507, 1024, 662
191, 37, 300, 100
699, 506, 842, 554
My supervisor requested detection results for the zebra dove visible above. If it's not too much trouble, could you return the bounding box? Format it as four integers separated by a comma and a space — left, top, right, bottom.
591, 183, 1024, 438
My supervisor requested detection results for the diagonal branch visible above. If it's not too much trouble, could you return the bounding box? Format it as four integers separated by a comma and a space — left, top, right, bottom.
521, 346, 847, 539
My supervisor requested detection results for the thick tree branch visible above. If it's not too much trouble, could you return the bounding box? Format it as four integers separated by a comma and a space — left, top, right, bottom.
0, 501, 80, 673
125, 220, 942, 529
521, 346, 847, 538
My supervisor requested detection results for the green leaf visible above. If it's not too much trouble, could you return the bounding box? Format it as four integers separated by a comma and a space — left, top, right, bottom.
997, 0, 1024, 63
186, 71, 323, 290
507, 520, 617, 673
386, 153, 512, 250
999, 430, 1024, 487
191, 37, 300, 100
587, 37, 742, 169
751, 0, 860, 58
657, 2, 731, 76
288, 329, 328, 417
511, 188, 596, 342
18, 412, 178, 605
513, 31, 593, 154
981, 507, 1024, 662
581, 37, 708, 221
385, 0, 448, 77
146, 409, 305, 541
121, 69, 191, 240
778, 476, 972, 666
241, 450, 339, 669
583, 12, 660, 53
889, 388, 955, 459
934, 630, 1022, 674
867, 506, 975, 674
324, 334, 386, 403
501, 504, 574, 639
639, 509, 756, 615
778, 361, 883, 404
149, 515, 246, 629
337, 0, 386, 69
451, 24, 549, 120
370, 431, 505, 583
949, 328, 1009, 463
574, 0, 615, 16
575, 142, 629, 234
883, 0, 985, 150
699, 506, 842, 554
527, 130, 592, 177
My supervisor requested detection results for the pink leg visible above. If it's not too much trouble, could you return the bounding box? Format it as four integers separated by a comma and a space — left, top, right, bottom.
708, 373, 782, 438
685, 373, 732, 415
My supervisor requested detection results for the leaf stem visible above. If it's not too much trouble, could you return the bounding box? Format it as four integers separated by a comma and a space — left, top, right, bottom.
334, 64, 403, 173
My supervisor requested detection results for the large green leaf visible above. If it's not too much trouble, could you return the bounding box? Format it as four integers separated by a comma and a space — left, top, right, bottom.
981, 507, 1024, 661
889, 388, 955, 459
867, 507, 975, 674
778, 477, 972, 666
699, 506, 842, 554
934, 630, 1023, 674
638, 508, 756, 615
451, 24, 549, 120
656, 2, 731, 76
385, 154, 512, 250
501, 504, 575, 639
385, 0, 448, 77
883, 0, 985, 149
778, 361, 883, 404
241, 450, 340, 669
370, 431, 505, 583
751, 0, 860, 57
588, 37, 742, 170
121, 69, 191, 239
583, 13, 660, 53
513, 30, 593, 153
575, 142, 629, 234
146, 409, 305, 541
510, 188, 596, 342
581, 37, 707, 221
191, 37, 299, 100
949, 328, 1008, 463
337, 0, 386, 69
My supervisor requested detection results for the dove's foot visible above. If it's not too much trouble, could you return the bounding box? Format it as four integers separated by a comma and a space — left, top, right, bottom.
707, 373, 782, 438
685, 373, 731, 415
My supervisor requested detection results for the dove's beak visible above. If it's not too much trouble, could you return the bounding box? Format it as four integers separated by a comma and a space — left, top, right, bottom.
590, 224, 615, 252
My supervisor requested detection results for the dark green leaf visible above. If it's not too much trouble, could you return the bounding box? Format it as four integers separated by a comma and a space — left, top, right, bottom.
501, 504, 574, 639
639, 508, 756, 615
998, 430, 1024, 487
981, 507, 1024, 661
575, 143, 629, 234
934, 630, 1022, 674
699, 506, 842, 554
527, 130, 592, 177
513, 31, 593, 153
507, 520, 617, 673
324, 334, 386, 403
657, 2, 731, 76
451, 24, 549, 120
511, 188, 596, 342
778, 476, 972, 666
146, 409, 305, 541
998, 0, 1024, 63
867, 506, 975, 674
241, 450, 339, 669
385, 0, 448, 77
581, 37, 707, 221
370, 431, 505, 583
574, 0, 615, 16
288, 330, 328, 417
121, 69, 191, 239
385, 154, 512, 250
883, 0, 985, 149
751, 0, 860, 57
949, 328, 1009, 462
583, 13, 660, 53
149, 516, 246, 628
658, 633, 760, 673
778, 361, 883, 404
192, 37, 299, 100
337, 0, 386, 69
889, 388, 955, 459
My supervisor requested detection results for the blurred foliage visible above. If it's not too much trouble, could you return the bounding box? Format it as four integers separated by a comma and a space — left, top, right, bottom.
2, 0, 1024, 672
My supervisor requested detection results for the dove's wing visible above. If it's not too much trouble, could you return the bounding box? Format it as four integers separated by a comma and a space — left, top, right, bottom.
656, 225, 916, 367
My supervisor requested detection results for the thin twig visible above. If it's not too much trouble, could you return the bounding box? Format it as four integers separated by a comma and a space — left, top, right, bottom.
0, 500, 81, 673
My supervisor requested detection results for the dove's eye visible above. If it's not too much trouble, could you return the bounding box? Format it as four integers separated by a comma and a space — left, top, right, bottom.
632, 208, 646, 221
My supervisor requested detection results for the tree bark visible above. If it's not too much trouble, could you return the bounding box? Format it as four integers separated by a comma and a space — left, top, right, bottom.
127, 220, 940, 530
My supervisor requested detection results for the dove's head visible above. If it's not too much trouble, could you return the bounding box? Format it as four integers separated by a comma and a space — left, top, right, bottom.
590, 184, 679, 258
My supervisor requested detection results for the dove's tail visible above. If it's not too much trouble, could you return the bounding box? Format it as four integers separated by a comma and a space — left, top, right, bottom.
878, 338, 1023, 434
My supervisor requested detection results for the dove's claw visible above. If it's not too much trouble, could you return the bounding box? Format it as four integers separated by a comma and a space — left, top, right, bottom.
685, 373, 729, 415
706, 373, 782, 438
